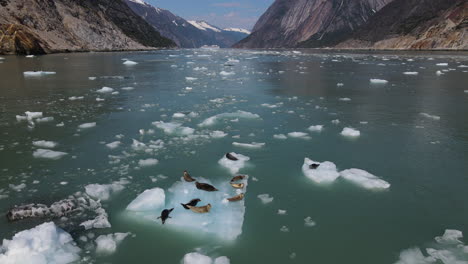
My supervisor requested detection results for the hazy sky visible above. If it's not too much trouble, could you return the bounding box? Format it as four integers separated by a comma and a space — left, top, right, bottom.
144, 0, 274, 30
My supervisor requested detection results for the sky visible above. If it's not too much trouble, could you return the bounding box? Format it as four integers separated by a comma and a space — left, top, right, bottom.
144, 0, 274, 30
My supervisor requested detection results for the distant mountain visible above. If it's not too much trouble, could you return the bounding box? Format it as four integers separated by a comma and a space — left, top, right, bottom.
125, 0, 250, 48
0, 0, 175, 55
335, 0, 468, 50
235, 0, 393, 48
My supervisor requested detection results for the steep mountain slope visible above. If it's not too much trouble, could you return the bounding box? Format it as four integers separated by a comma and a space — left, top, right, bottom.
335, 0, 468, 50
235, 0, 393, 48
125, 0, 250, 48
0, 0, 175, 55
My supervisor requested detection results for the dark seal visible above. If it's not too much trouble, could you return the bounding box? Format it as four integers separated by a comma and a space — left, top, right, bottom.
157, 208, 174, 224
181, 198, 201, 209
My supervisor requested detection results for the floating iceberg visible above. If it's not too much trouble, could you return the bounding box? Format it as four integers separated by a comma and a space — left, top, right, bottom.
302, 158, 340, 184
126, 187, 165, 212
32, 140, 58, 149
257, 194, 273, 204
232, 142, 265, 149
220, 71, 235, 76
420, 113, 440, 120
182, 252, 230, 264
287, 132, 310, 139
218, 152, 250, 175
33, 149, 67, 160
340, 169, 390, 190
403, 72, 419, 75
341, 127, 360, 137
95, 233, 130, 255
152, 121, 195, 136
436, 63, 448, 66
138, 158, 159, 167
199, 111, 260, 127
97, 87, 114, 93
308, 125, 323, 132
370, 79, 388, 84
304, 216, 316, 227
105, 141, 121, 149
85, 179, 128, 201
0, 222, 80, 264
273, 134, 287, 139
123, 60, 138, 65
210, 131, 227, 138
78, 122, 96, 129
23, 71, 56, 77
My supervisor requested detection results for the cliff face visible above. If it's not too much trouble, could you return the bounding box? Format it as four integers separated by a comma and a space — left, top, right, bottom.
0, 0, 175, 54
234, 0, 393, 48
125, 0, 249, 48
335, 0, 468, 50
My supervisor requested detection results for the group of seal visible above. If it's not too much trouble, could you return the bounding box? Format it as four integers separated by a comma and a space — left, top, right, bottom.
156, 169, 247, 224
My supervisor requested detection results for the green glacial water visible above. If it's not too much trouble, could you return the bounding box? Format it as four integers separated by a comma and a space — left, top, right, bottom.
0, 49, 467, 264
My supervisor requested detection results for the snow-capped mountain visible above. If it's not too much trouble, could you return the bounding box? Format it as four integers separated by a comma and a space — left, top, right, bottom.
125, 0, 250, 48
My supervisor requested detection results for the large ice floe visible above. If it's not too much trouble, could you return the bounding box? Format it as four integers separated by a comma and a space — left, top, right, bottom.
33, 149, 68, 160
0, 222, 81, 264
85, 179, 129, 201
182, 252, 230, 264
394, 229, 468, 264
198, 111, 260, 127
125, 175, 249, 241
95, 233, 130, 255
302, 158, 390, 189
218, 152, 250, 175
152, 121, 195, 136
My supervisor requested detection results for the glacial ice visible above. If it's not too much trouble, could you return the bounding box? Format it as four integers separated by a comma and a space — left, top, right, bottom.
182, 252, 230, 264
218, 152, 250, 174
232, 142, 265, 149
370, 79, 388, 84
126, 187, 165, 211
23, 71, 56, 77
199, 111, 260, 127
420, 113, 440, 120
341, 127, 360, 137
36, 117, 54, 123
96, 87, 114, 93
95, 233, 130, 255
304, 216, 316, 227
123, 60, 138, 65
435, 229, 463, 244
0, 222, 80, 264
220, 71, 235, 76
105, 141, 121, 149
78, 122, 96, 129
173, 112, 186, 118
340, 169, 390, 190
257, 194, 273, 204
287, 132, 310, 139
32, 140, 58, 149
403, 72, 419, 75
308, 125, 323, 132
138, 158, 159, 167
152, 121, 195, 136
273, 134, 287, 139
278, 209, 287, 215
302, 158, 340, 184
33, 149, 68, 160
436, 63, 448, 66
210, 131, 227, 138
85, 179, 128, 201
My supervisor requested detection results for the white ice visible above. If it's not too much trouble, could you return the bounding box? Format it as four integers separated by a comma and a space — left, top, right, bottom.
32, 140, 58, 149
199, 111, 260, 127
78, 122, 96, 129
341, 127, 360, 137
420, 113, 440, 121
95, 233, 130, 255
278, 209, 287, 215
182, 252, 230, 264
403, 72, 419, 75
287, 132, 310, 139
232, 142, 265, 149
220, 71, 235, 76
173, 113, 186, 118
33, 149, 68, 160
23, 71, 56, 77
210, 131, 227, 138
370, 79, 388, 84
304, 216, 316, 227
308, 125, 323, 132
436, 63, 448, 66
302, 158, 340, 184
435, 229, 463, 244
257, 194, 273, 204
218, 152, 250, 175
96, 87, 114, 93
105, 141, 121, 149
123, 60, 138, 65
138, 158, 159, 167
0, 222, 80, 264
126, 187, 165, 211
340, 169, 390, 190
85, 179, 128, 201
273, 134, 287, 139
152, 121, 195, 136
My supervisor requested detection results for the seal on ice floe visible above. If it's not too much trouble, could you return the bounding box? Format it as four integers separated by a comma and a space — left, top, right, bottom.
183, 170, 196, 182
227, 193, 244, 202
230, 183, 244, 189
195, 182, 218, 192
225, 152, 238, 161
181, 198, 201, 209
309, 163, 320, 169
157, 208, 174, 224
187, 204, 212, 213
230, 175, 246, 182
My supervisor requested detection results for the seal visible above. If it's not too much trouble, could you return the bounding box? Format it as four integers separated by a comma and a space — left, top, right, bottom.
230, 183, 244, 189
309, 163, 320, 169
181, 198, 201, 209
195, 181, 218, 192
227, 193, 244, 202
157, 208, 174, 224
187, 203, 212, 213
225, 152, 238, 161
183, 170, 196, 182
230, 175, 246, 182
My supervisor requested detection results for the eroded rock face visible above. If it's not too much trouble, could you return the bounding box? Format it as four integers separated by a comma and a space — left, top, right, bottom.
234, 0, 393, 48
335, 0, 468, 50
0, 0, 175, 54
0, 24, 49, 54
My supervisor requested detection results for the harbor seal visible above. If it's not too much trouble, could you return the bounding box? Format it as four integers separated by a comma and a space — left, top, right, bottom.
225, 152, 238, 161
309, 163, 320, 169
195, 181, 218, 192
183, 170, 196, 182
227, 193, 244, 202
230, 183, 244, 189
181, 198, 201, 209
187, 204, 212, 213
230, 175, 246, 182
157, 208, 174, 224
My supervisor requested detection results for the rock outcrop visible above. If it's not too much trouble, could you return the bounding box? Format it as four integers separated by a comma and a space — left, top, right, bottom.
0, 0, 175, 55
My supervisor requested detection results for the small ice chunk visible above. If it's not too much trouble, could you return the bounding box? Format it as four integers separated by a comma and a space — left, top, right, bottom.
0, 222, 80, 264
341, 127, 360, 137
340, 169, 390, 189
394, 248, 435, 264
23, 71, 56, 77
25, 111, 43, 119
85, 179, 128, 201
152, 121, 194, 136
185, 77, 198, 81
123, 60, 138, 65
218, 152, 250, 174
173, 113, 186, 118
331, 119, 340, 124
436, 70, 443, 76
370, 79, 388, 84
339, 98, 351, 101
121, 87, 134, 91
97, 87, 114, 93
302, 158, 340, 184
9, 183, 26, 192
403, 72, 419, 75
182, 252, 230, 264
138, 158, 159, 167
278, 209, 287, 215
220, 71, 235, 76
210, 131, 227, 138
78, 122, 96, 129
199, 111, 260, 127
126, 187, 165, 211
36, 117, 54, 123
436, 63, 448, 66
304, 216, 316, 227
280, 226, 289, 232
33, 149, 67, 160
95, 233, 130, 255
435, 229, 463, 244
420, 113, 440, 120
308, 125, 323, 132
337, 83, 344, 87
105, 141, 121, 149
287, 132, 310, 139
257, 194, 273, 204
32, 140, 58, 149
273, 134, 287, 139
232, 142, 265, 149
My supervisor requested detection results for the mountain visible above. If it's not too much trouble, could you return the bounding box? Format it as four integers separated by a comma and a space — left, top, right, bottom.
0, 0, 175, 55
125, 0, 250, 48
234, 0, 393, 48
335, 0, 468, 50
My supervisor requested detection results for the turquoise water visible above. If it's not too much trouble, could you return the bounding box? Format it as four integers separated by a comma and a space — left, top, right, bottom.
0, 49, 467, 263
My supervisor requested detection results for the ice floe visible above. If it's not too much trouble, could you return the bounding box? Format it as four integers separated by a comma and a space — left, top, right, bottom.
105, 141, 121, 149
126, 187, 165, 211
96, 87, 114, 93
78, 122, 96, 129
218, 152, 250, 174
436, 63, 448, 66
232, 142, 265, 149
33, 149, 67, 160
138, 158, 159, 167
287, 132, 310, 139
85, 179, 128, 201
304, 216, 316, 227
220, 71, 235, 76
0, 222, 80, 264
199, 111, 260, 127
420, 113, 441, 120
257, 194, 273, 204
370, 79, 388, 84
302, 158, 340, 184
340, 127, 360, 137
95, 233, 130, 255
340, 169, 390, 190
123, 60, 138, 65
152, 121, 195, 136
23, 71, 56, 77
32, 140, 58, 149
273, 134, 287, 139
278, 209, 287, 215
210, 131, 227, 138
308, 125, 323, 132
403, 72, 419, 75
182, 252, 230, 264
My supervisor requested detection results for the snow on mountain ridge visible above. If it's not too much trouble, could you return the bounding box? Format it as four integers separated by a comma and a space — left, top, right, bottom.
223, 28, 251, 34
188, 20, 222, 32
